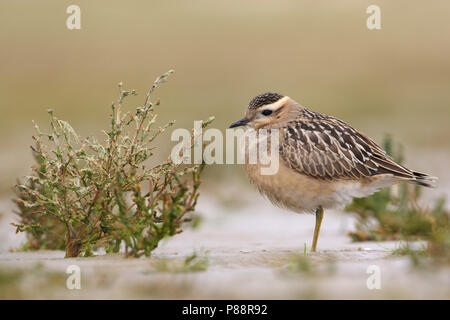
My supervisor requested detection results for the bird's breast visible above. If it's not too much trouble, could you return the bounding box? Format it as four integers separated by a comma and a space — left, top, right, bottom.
245, 159, 382, 213
241, 127, 380, 213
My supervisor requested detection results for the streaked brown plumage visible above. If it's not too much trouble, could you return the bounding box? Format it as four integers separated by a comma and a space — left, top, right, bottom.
230, 92, 437, 251
281, 109, 433, 186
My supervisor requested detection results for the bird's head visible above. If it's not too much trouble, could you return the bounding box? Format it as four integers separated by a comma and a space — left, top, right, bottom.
229, 92, 299, 129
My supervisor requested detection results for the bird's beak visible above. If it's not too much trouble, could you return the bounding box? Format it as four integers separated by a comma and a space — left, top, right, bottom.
229, 118, 249, 128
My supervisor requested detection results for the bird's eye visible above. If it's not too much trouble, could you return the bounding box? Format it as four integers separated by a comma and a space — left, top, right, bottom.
261, 110, 272, 116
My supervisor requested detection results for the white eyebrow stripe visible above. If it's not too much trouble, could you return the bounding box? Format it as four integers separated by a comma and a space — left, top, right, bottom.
261, 96, 290, 111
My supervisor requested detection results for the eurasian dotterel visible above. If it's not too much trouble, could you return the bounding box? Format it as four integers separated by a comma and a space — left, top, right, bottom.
229, 92, 437, 251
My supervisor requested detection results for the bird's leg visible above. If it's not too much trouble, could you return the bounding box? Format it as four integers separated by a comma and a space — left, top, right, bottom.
311, 206, 324, 252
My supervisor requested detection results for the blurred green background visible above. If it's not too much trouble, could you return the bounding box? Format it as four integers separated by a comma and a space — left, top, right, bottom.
1, 0, 450, 195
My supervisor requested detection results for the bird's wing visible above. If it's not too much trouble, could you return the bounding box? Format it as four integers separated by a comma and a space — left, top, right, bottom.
279, 111, 417, 181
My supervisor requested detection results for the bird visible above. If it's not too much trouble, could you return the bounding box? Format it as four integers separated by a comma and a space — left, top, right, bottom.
229, 92, 437, 252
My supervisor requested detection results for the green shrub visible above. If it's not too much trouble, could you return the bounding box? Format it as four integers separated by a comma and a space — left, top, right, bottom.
13, 70, 213, 258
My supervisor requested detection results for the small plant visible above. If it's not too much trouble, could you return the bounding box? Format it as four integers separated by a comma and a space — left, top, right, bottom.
389, 242, 427, 267
345, 135, 449, 264
13, 70, 214, 258
287, 254, 312, 274
152, 251, 209, 273
286, 254, 335, 276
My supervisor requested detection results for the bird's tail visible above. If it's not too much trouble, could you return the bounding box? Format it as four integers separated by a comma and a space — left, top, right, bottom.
409, 171, 438, 188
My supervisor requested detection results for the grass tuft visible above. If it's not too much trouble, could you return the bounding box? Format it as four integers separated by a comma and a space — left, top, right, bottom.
152, 251, 209, 273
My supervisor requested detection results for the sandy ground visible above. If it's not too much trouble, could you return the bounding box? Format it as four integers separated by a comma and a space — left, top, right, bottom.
0, 192, 449, 300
